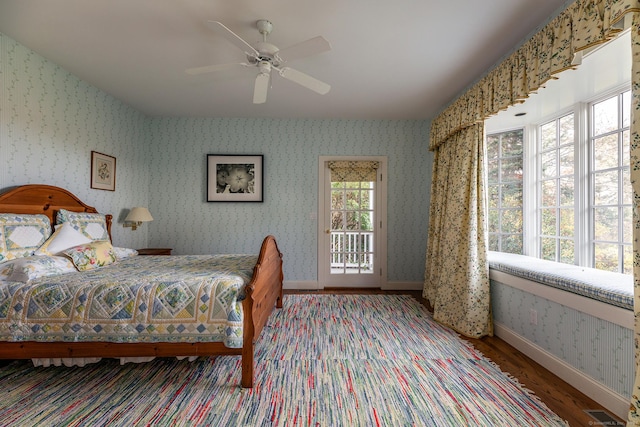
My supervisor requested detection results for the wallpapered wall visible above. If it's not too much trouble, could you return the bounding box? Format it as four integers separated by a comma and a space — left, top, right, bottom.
491, 280, 633, 399
0, 34, 151, 249
0, 33, 432, 284
147, 118, 431, 282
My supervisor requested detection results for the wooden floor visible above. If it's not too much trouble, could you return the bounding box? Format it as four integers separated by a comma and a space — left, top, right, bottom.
286, 289, 625, 426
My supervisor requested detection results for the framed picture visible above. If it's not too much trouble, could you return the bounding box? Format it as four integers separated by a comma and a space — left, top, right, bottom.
90, 151, 116, 191
207, 154, 264, 202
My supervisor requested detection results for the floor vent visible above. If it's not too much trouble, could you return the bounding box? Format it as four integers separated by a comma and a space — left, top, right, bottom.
584, 409, 623, 425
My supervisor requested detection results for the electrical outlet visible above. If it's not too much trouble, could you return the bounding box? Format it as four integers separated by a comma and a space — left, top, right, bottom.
529, 309, 538, 325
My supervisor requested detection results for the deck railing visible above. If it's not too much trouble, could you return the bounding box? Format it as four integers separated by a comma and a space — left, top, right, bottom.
330, 231, 374, 272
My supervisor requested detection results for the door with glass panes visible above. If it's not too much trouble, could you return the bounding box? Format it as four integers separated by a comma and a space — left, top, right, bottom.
318, 157, 386, 288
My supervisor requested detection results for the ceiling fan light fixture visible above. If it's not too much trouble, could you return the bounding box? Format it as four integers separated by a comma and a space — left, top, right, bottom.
186, 19, 331, 103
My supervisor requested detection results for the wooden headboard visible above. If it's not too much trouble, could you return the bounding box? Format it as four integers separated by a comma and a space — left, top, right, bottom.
0, 184, 113, 240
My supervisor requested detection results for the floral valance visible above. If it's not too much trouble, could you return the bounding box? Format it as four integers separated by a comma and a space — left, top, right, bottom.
327, 161, 379, 182
429, 0, 640, 150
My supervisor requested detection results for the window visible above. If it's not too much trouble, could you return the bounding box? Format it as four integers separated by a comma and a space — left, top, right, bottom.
487, 129, 524, 254
590, 91, 632, 273
539, 113, 575, 264
487, 88, 632, 274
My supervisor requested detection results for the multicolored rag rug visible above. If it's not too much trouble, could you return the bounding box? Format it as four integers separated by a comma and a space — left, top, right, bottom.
0, 294, 568, 426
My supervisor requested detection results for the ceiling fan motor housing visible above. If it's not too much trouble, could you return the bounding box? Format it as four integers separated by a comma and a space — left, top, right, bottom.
248, 42, 280, 65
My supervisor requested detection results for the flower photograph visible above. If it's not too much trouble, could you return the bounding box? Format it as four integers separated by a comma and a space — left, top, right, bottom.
207, 155, 263, 202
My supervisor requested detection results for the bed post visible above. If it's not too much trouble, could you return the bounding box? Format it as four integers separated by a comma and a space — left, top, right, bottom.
241, 290, 255, 388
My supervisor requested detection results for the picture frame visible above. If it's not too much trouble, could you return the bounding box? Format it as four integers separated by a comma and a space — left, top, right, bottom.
90, 151, 116, 191
207, 154, 264, 202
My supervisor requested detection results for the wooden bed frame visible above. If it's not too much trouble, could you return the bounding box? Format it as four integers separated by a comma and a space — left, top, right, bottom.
0, 184, 284, 388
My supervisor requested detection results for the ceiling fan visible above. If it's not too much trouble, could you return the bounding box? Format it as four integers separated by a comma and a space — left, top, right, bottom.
186, 20, 331, 104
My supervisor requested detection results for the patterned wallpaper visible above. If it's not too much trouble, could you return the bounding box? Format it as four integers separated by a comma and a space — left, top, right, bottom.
0, 34, 151, 249
147, 118, 432, 282
491, 280, 633, 398
0, 33, 432, 283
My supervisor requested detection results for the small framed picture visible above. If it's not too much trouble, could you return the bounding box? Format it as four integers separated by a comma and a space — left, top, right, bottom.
90, 151, 116, 191
207, 154, 263, 202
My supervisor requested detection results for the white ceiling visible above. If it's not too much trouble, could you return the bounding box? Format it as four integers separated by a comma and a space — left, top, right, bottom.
486, 29, 631, 132
0, 0, 571, 120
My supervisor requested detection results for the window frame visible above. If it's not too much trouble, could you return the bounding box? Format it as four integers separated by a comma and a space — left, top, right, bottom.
486, 83, 631, 274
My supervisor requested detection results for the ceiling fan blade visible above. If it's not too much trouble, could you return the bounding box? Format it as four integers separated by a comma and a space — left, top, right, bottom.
207, 21, 259, 58
275, 36, 331, 63
277, 67, 331, 95
185, 62, 250, 75
253, 73, 270, 104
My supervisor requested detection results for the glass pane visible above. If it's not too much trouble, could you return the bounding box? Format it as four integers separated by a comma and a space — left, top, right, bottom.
541, 208, 556, 236
559, 239, 574, 264
359, 212, 373, 231
558, 145, 574, 176
501, 157, 523, 182
593, 96, 618, 136
594, 171, 618, 205
502, 234, 523, 254
346, 190, 359, 206
489, 234, 499, 251
623, 168, 632, 205
331, 189, 344, 206
489, 210, 499, 233
540, 121, 557, 151
488, 159, 499, 183
501, 183, 522, 208
594, 243, 619, 272
623, 90, 631, 128
488, 185, 499, 209
361, 189, 373, 207
594, 207, 618, 241
559, 208, 574, 237
541, 151, 556, 179
541, 238, 556, 261
331, 211, 344, 230
623, 245, 633, 275
593, 133, 619, 170
623, 130, 630, 166
559, 177, 574, 206
487, 135, 499, 159
346, 212, 359, 230
559, 114, 574, 146
541, 180, 557, 207
502, 209, 522, 234
501, 130, 523, 156
623, 206, 632, 244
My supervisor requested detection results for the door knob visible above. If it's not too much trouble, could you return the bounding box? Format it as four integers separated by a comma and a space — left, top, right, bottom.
325, 229, 330, 234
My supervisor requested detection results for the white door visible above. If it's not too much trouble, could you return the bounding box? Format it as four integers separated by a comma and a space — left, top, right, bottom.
318, 156, 387, 288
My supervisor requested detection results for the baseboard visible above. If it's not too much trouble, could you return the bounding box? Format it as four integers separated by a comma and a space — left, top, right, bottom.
283, 281, 423, 291
283, 280, 319, 290
381, 281, 423, 291
494, 322, 629, 420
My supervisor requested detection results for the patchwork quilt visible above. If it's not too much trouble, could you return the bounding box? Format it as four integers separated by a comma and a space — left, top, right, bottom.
0, 254, 257, 348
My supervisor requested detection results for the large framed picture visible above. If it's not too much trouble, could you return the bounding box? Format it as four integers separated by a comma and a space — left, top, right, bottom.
207, 154, 264, 202
90, 151, 116, 191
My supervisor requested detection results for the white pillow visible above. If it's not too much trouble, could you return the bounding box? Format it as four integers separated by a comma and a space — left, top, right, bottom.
34, 223, 91, 256
1, 255, 76, 283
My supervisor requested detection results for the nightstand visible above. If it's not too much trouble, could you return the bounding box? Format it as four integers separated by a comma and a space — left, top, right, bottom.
137, 248, 172, 256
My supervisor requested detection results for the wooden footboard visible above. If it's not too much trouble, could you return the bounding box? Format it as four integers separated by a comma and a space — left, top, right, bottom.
241, 235, 284, 387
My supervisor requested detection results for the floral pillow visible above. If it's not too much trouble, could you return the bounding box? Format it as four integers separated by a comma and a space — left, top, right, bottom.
0, 255, 76, 283
34, 223, 92, 256
63, 241, 117, 271
56, 209, 109, 242
0, 214, 52, 264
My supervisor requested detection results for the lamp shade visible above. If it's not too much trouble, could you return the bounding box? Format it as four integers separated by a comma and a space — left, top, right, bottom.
125, 207, 153, 223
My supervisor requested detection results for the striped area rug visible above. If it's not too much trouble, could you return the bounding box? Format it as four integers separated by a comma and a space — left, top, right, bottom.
0, 294, 568, 426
